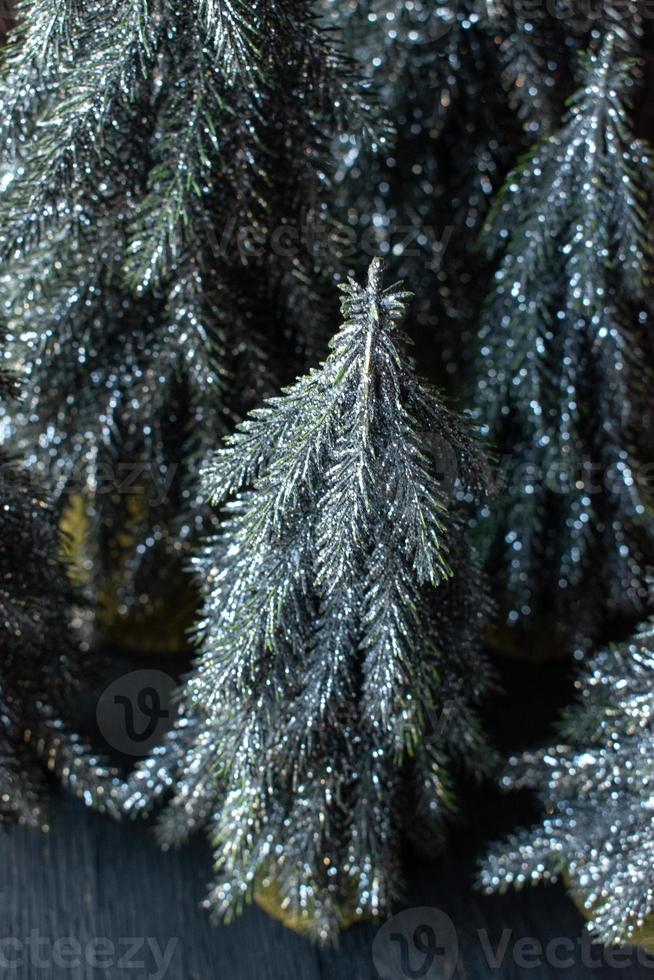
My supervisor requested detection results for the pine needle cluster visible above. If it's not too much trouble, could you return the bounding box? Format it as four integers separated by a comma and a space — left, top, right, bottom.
0, 0, 370, 628
473, 34, 654, 654
0, 323, 120, 827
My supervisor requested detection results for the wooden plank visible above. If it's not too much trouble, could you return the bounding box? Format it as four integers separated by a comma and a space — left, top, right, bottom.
0, 793, 652, 979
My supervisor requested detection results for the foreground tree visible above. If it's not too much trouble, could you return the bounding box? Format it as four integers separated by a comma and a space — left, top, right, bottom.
472, 33, 654, 658
122, 260, 493, 941
481, 620, 654, 946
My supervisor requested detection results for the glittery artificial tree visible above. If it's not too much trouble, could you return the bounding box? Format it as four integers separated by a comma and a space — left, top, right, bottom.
3, 0, 654, 954
481, 620, 654, 947
0, 325, 120, 827
472, 27, 654, 659
328, 0, 616, 389
0, 0, 371, 649
328, 0, 513, 387
121, 259, 494, 942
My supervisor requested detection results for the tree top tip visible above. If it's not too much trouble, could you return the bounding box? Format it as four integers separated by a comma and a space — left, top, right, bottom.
367, 257, 385, 293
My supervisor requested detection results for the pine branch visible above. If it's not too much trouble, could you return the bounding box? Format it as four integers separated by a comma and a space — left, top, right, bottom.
0, 0, 376, 632
480, 620, 654, 946
123, 20, 224, 290
479, 0, 567, 136
328, 0, 520, 387
0, 0, 84, 149
1, 0, 157, 254
473, 34, 654, 651
196, 0, 271, 84
0, 328, 122, 823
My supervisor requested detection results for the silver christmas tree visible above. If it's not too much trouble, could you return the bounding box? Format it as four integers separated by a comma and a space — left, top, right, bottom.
0, 320, 121, 827
0, 0, 371, 633
473, 31, 654, 656
481, 620, 654, 946
121, 259, 493, 942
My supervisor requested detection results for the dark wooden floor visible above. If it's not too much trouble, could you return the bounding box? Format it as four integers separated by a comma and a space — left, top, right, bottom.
3, 651, 654, 979
1, 790, 653, 980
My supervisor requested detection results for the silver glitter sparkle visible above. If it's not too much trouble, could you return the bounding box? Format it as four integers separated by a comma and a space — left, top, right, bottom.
0, 0, 373, 628
481, 620, 654, 946
472, 31, 654, 655
0, 327, 122, 828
